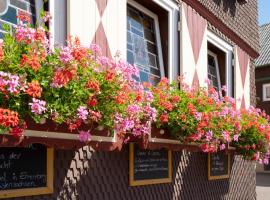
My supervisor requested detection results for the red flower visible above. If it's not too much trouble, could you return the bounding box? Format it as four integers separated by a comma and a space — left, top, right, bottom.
26, 80, 42, 98
0, 46, 3, 61
68, 119, 81, 132
187, 102, 196, 115
135, 92, 143, 102
171, 95, 180, 104
87, 80, 100, 92
105, 70, 116, 82
201, 144, 216, 153
0, 108, 19, 128
9, 126, 23, 138
52, 66, 77, 87
160, 101, 173, 111
160, 114, 169, 123
17, 11, 31, 23
20, 54, 41, 72
87, 97, 97, 107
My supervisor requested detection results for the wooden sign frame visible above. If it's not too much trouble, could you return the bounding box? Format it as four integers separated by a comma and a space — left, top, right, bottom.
208, 153, 230, 180
129, 143, 172, 186
0, 148, 54, 199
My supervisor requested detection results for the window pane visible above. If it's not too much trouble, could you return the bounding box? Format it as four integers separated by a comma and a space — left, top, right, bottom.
208, 54, 220, 91
266, 86, 270, 98
127, 4, 162, 85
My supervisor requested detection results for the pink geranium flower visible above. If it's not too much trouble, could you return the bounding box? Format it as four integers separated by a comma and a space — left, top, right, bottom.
77, 106, 88, 120
78, 130, 91, 142
29, 98, 47, 115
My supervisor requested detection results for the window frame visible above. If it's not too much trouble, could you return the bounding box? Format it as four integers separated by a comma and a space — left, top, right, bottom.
0, 0, 9, 16
127, 0, 165, 80
263, 83, 270, 102
127, 0, 179, 82
207, 50, 222, 92
207, 30, 233, 97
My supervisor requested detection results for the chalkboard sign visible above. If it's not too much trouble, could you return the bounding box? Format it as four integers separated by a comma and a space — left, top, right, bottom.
0, 144, 53, 199
208, 152, 230, 180
129, 143, 172, 186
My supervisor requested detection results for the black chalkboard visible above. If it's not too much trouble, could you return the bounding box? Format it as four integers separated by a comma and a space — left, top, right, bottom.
208, 152, 230, 180
129, 143, 172, 186
0, 144, 47, 190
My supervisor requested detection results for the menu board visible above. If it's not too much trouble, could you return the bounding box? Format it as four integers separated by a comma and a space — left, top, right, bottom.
208, 152, 230, 180
0, 144, 53, 199
129, 143, 172, 186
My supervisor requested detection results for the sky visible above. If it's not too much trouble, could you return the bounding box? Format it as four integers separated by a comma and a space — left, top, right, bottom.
258, 0, 270, 25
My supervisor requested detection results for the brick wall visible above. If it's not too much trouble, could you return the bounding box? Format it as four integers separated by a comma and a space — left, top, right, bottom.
197, 0, 259, 53
7, 147, 256, 200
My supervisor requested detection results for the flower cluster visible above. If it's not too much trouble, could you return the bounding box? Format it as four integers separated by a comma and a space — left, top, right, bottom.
150, 78, 270, 161
0, 13, 269, 162
0, 108, 19, 130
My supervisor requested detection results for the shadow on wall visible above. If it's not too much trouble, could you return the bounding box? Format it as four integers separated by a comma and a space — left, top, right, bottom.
6, 146, 256, 200
180, 152, 230, 200
52, 148, 232, 200
213, 0, 237, 17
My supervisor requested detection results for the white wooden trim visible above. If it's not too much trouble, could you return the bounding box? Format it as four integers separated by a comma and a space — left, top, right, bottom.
263, 83, 270, 101
35, 0, 43, 25
208, 50, 222, 92
127, 0, 165, 78
207, 31, 233, 52
48, 0, 55, 48
207, 30, 233, 96
152, 0, 179, 82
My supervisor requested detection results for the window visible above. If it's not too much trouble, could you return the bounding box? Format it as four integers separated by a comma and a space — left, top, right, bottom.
127, 3, 164, 85
207, 31, 233, 96
263, 84, 270, 101
208, 51, 221, 92
127, 0, 179, 84
0, 0, 42, 38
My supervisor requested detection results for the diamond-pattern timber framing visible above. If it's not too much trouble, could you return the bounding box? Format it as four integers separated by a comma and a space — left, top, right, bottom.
234, 46, 250, 109
67, 0, 126, 58
181, 2, 207, 88
6, 148, 256, 200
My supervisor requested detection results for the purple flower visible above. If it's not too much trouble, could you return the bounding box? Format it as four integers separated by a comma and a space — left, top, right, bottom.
122, 119, 135, 131
194, 112, 202, 121
144, 106, 157, 121
60, 47, 73, 63
78, 130, 91, 142
29, 98, 47, 115
222, 131, 230, 142
220, 106, 229, 118
77, 106, 88, 120
263, 158, 269, 165
205, 130, 213, 142
256, 152, 260, 160
132, 124, 150, 136
220, 144, 226, 150
127, 104, 140, 115
145, 91, 154, 102
233, 134, 239, 142
90, 44, 102, 55
7, 75, 20, 93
